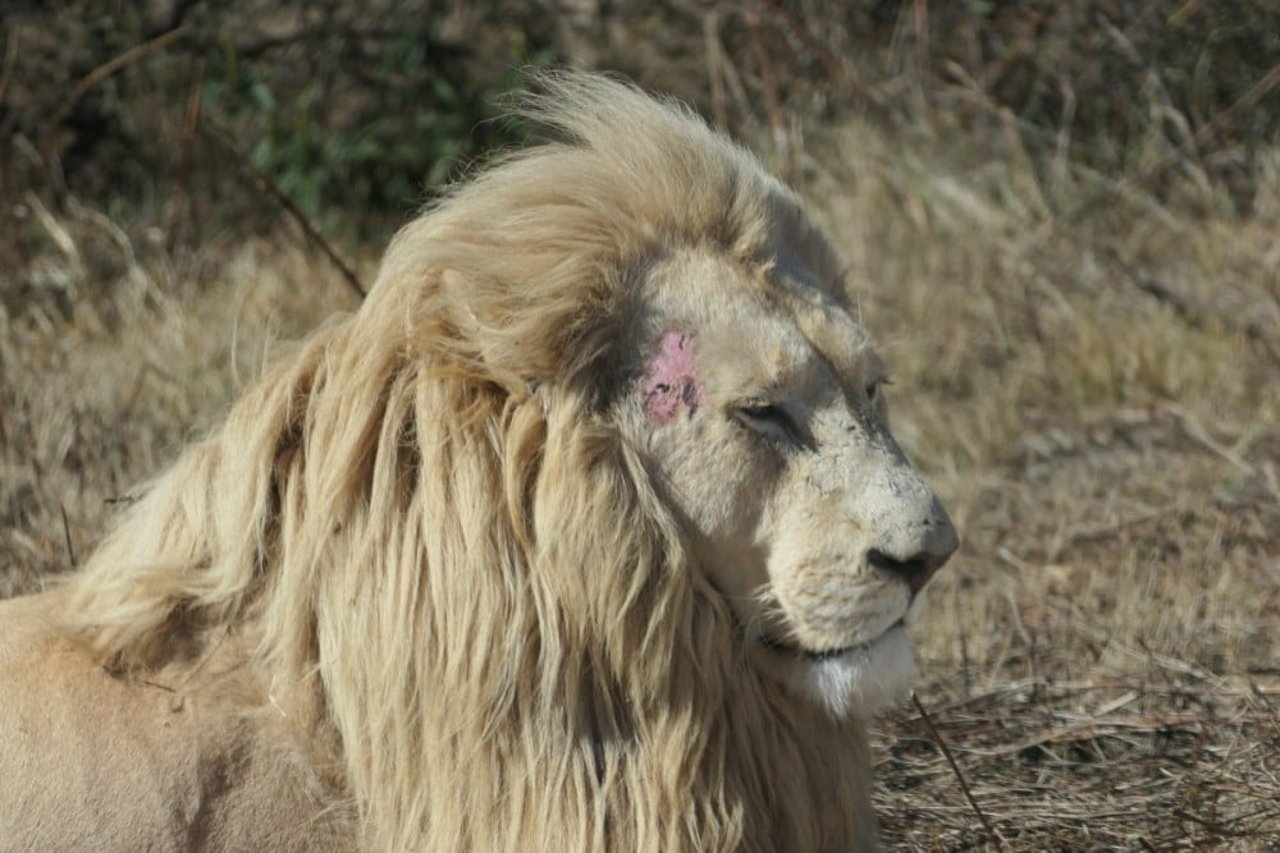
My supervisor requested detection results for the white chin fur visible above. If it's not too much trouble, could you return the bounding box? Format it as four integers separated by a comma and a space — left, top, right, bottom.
783, 625, 916, 719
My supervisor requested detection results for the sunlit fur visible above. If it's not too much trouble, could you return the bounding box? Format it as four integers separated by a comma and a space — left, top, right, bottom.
51, 74, 880, 850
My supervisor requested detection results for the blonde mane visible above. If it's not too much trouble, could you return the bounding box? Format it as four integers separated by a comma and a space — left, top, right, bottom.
58, 74, 875, 851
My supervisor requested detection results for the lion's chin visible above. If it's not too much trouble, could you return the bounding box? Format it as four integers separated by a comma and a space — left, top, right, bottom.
775, 623, 916, 719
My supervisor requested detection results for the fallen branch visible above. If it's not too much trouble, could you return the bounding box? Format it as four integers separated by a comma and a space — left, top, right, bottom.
970, 715, 1205, 758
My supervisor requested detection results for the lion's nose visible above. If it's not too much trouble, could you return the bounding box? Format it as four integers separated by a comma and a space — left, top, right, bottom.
867, 518, 959, 594
868, 549, 943, 593
854, 456, 961, 595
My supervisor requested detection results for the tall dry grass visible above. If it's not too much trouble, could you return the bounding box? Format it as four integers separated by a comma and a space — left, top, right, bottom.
0, 221, 359, 596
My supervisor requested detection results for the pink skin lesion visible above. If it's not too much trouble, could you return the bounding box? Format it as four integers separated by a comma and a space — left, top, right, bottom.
642, 331, 705, 424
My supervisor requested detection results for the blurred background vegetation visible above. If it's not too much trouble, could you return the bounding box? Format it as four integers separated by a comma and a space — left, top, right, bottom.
2, 2, 1279, 848
3, 1, 1278, 236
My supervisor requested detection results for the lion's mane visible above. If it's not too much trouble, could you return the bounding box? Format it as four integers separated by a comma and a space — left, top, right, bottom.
59, 74, 875, 851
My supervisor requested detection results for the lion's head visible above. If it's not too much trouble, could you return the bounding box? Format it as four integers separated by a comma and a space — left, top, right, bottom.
58, 73, 956, 851
623, 245, 957, 718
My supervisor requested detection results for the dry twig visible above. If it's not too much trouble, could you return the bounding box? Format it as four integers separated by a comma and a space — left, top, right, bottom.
911, 690, 1005, 849
58, 502, 76, 567
52, 25, 191, 126
200, 124, 367, 301
0, 30, 17, 108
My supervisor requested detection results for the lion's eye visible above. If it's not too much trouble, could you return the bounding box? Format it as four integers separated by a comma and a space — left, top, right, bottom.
866, 377, 892, 403
733, 403, 800, 445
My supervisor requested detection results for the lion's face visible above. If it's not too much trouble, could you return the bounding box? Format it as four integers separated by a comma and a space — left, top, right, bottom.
625, 248, 958, 717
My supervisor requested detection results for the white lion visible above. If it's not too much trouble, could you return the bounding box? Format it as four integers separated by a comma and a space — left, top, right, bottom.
0, 73, 956, 851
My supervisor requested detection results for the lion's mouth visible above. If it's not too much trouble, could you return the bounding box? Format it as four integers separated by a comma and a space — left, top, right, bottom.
760, 618, 905, 661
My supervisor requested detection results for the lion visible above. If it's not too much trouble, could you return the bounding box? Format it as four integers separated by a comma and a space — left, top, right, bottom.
0, 73, 957, 851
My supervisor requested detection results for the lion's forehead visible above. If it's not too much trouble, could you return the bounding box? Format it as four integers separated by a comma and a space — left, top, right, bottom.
645, 246, 876, 396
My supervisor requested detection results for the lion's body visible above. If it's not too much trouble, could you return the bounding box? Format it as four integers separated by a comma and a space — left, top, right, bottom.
0, 73, 955, 851
0, 591, 356, 850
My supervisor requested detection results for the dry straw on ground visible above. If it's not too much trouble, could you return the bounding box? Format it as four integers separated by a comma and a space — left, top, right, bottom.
3, 95, 1278, 851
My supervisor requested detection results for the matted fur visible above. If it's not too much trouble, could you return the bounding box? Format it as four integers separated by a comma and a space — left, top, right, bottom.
25, 74, 888, 850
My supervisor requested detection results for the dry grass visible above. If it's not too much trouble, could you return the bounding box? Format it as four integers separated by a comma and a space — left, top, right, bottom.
798, 117, 1280, 849
0, 211, 359, 596
2, 108, 1278, 849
